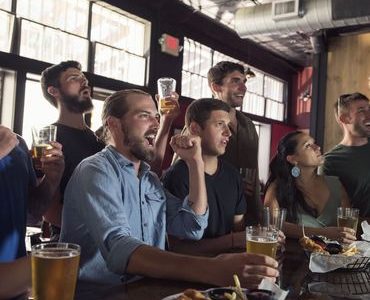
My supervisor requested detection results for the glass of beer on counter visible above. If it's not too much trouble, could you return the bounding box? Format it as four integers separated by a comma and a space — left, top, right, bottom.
246, 226, 279, 258
31, 125, 57, 170
337, 207, 359, 235
31, 243, 80, 300
157, 77, 176, 114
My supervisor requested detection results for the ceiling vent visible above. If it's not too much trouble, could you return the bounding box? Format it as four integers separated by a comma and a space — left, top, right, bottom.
272, 0, 300, 20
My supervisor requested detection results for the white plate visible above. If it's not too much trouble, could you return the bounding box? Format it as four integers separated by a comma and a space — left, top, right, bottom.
162, 288, 247, 300
162, 292, 183, 300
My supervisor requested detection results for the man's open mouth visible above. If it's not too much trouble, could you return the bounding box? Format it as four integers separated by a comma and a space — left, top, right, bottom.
145, 134, 156, 146
221, 138, 229, 145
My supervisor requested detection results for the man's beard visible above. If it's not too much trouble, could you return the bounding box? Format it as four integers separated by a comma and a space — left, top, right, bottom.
60, 90, 93, 114
121, 124, 155, 162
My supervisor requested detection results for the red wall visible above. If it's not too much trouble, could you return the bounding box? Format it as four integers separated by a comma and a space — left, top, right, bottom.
270, 123, 296, 160
291, 67, 313, 131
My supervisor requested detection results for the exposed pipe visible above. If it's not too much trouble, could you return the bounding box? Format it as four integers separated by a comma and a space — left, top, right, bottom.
235, 0, 370, 38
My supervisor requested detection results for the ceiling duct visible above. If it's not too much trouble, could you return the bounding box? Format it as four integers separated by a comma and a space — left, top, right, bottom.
235, 0, 370, 39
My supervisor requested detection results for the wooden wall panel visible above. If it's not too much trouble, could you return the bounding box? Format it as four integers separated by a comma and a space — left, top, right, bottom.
324, 33, 370, 152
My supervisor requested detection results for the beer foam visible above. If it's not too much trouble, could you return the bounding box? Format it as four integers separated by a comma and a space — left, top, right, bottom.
251, 237, 277, 243
33, 249, 80, 259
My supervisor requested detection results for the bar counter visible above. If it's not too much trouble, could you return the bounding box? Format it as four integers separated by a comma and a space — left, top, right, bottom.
74, 239, 370, 300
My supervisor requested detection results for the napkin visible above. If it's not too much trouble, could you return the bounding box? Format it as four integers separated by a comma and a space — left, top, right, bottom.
309, 241, 370, 273
361, 220, 370, 241
258, 278, 288, 300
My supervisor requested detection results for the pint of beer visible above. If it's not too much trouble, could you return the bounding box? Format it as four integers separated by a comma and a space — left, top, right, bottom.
157, 77, 176, 114
246, 226, 278, 258
337, 207, 359, 235
31, 243, 80, 300
31, 125, 57, 170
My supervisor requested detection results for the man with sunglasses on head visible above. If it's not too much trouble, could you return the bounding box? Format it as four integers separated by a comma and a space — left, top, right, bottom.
322, 92, 370, 217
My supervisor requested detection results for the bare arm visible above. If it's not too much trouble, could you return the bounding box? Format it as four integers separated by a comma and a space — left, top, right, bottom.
263, 182, 280, 210
0, 256, 31, 299
151, 92, 180, 176
340, 185, 351, 208
168, 230, 246, 256
127, 244, 278, 289
42, 191, 63, 227
233, 214, 246, 232
170, 135, 207, 215
265, 182, 355, 242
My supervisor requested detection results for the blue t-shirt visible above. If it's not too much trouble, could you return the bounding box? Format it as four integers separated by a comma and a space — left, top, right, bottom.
0, 137, 36, 261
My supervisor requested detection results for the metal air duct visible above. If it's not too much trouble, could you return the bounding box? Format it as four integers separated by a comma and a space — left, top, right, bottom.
235, 0, 370, 39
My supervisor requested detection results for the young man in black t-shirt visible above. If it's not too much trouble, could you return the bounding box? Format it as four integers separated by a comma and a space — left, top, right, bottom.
162, 98, 247, 256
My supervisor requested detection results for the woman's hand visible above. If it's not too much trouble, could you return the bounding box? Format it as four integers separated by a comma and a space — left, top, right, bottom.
323, 227, 356, 244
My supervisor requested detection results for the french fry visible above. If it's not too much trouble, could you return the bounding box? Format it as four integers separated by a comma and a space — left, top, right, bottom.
232, 274, 246, 300
342, 245, 358, 256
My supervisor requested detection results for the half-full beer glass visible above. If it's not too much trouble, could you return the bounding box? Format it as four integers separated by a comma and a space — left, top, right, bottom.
157, 77, 176, 114
31, 125, 57, 170
246, 226, 279, 258
31, 243, 80, 300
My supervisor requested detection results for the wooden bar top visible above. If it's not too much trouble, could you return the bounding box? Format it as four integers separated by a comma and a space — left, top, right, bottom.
74, 239, 370, 300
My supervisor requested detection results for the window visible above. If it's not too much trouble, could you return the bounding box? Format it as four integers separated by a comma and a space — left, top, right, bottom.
0, 10, 14, 52
22, 74, 58, 148
17, 0, 89, 37
19, 19, 89, 69
181, 38, 212, 99
90, 87, 115, 132
244, 71, 286, 121
91, 3, 149, 86
91, 100, 104, 132
2, 0, 150, 87
0, 0, 11, 11
93, 43, 145, 85
0, 68, 16, 128
213, 50, 238, 65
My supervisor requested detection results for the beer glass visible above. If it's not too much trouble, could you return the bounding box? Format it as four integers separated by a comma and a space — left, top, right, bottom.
246, 226, 279, 258
337, 207, 359, 235
262, 207, 287, 231
31, 243, 80, 300
157, 77, 176, 114
31, 125, 57, 170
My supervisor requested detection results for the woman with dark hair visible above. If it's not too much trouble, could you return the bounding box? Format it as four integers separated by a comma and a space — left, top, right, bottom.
264, 131, 356, 244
